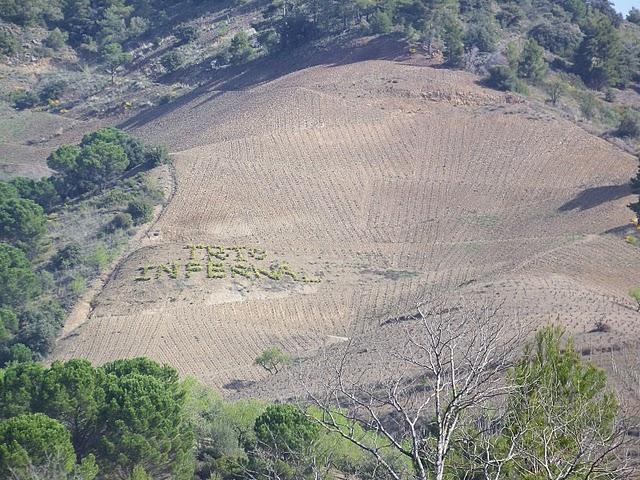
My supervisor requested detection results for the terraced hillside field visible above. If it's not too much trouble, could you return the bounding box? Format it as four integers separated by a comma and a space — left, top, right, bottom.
52, 58, 640, 391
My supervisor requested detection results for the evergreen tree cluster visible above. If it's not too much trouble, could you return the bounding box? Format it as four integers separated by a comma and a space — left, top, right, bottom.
259, 0, 636, 91
0, 358, 193, 479
0, 0, 176, 50
47, 127, 166, 198
1, 0, 638, 92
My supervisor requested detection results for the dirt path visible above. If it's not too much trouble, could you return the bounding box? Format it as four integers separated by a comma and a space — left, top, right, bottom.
59, 160, 178, 338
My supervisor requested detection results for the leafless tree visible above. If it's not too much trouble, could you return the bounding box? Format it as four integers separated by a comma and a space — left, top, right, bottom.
297, 299, 637, 480
299, 299, 527, 480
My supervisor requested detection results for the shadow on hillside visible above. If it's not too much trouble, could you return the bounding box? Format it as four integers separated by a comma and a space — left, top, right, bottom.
603, 224, 633, 236
118, 34, 408, 132
223, 379, 256, 391
559, 184, 630, 212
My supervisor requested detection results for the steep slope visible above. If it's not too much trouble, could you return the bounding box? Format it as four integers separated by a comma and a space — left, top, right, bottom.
52, 58, 640, 391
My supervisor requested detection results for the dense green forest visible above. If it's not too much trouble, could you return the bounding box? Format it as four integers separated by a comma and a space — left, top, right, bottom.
0, 328, 630, 479
0, 0, 638, 90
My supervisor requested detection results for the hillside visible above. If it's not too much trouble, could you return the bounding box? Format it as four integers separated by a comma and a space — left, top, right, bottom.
2, 2, 640, 478
51, 50, 640, 391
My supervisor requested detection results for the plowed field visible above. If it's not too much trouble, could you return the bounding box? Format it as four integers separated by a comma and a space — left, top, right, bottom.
52, 58, 640, 391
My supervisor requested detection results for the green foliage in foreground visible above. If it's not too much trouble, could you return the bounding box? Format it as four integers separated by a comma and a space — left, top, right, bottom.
0, 358, 194, 479
499, 327, 618, 479
0, 327, 626, 480
0, 413, 78, 479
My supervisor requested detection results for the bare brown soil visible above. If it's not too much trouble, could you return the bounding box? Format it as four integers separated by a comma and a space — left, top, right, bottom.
51, 56, 640, 394
0, 101, 108, 179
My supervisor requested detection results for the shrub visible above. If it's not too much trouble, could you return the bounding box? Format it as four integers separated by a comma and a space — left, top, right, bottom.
442, 13, 465, 67
39, 80, 67, 103
129, 16, 150, 37
517, 39, 547, 83
0, 243, 40, 308
630, 288, 640, 311
528, 22, 581, 58
574, 13, 623, 90
487, 65, 517, 91
129, 465, 153, 480
257, 29, 279, 54
0, 198, 47, 255
0, 182, 18, 202
44, 28, 68, 50
107, 212, 134, 232
158, 93, 174, 105
161, 50, 184, 72
616, 113, 640, 139
175, 24, 198, 43
496, 3, 523, 28
0, 307, 18, 337
579, 93, 598, 120
7, 343, 33, 363
9, 177, 60, 210
16, 300, 65, 355
278, 15, 316, 50
75, 140, 129, 187
127, 200, 153, 225
464, 13, 499, 52
81, 127, 145, 170
254, 404, 319, 456
47, 145, 81, 176
546, 81, 566, 106
48, 128, 166, 198
87, 243, 110, 270
0, 29, 19, 57
99, 43, 132, 83
144, 145, 170, 167
50, 243, 83, 270
68, 273, 86, 296
11, 90, 39, 110
592, 320, 611, 333
604, 88, 616, 102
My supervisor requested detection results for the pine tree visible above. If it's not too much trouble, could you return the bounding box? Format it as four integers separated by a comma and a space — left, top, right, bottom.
574, 12, 622, 90
517, 39, 546, 83
502, 327, 622, 479
442, 12, 464, 66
